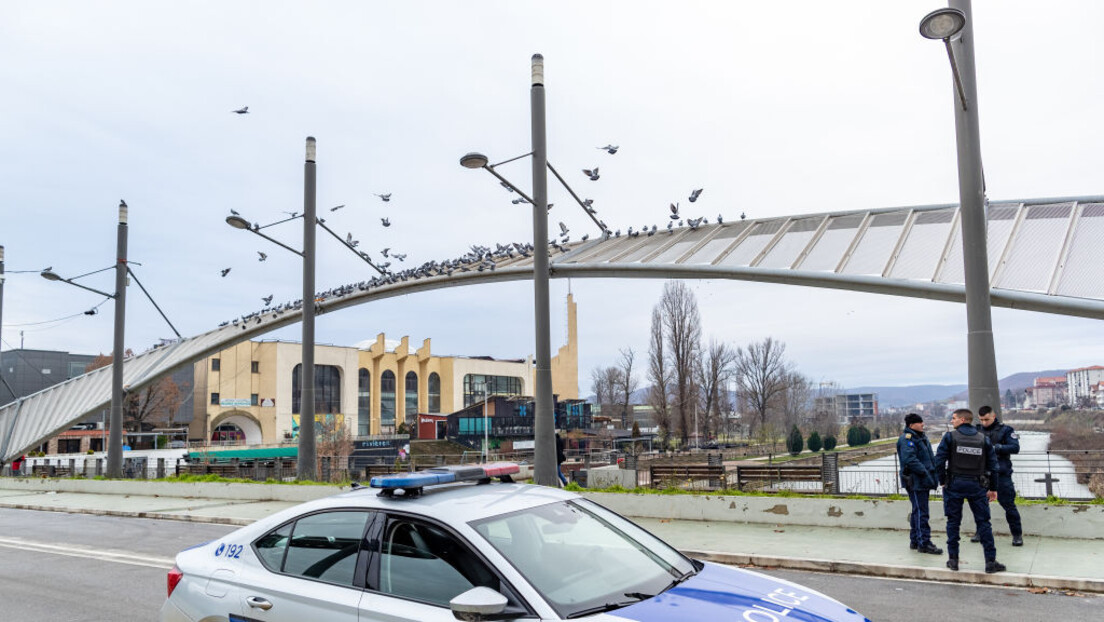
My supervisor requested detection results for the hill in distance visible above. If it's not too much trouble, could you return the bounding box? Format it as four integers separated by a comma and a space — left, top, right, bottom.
850, 369, 1069, 407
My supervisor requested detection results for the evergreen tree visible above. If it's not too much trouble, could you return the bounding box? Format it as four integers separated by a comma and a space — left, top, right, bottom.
823, 435, 837, 451
787, 425, 804, 456
807, 431, 822, 453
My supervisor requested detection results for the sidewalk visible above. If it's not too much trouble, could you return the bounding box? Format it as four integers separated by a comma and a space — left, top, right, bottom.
1, 484, 1102, 593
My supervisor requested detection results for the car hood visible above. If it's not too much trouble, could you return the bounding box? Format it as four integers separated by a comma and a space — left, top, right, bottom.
604, 562, 868, 622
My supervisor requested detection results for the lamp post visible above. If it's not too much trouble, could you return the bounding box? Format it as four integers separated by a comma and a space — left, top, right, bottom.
920, 1, 1001, 416
459, 54, 558, 486
224, 138, 319, 480
479, 380, 489, 463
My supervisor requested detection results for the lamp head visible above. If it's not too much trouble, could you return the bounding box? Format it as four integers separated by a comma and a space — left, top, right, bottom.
41, 269, 62, 281
919, 8, 966, 40
225, 215, 251, 230
460, 152, 489, 169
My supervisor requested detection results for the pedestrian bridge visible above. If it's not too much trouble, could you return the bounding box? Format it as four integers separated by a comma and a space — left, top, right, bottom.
3, 195, 1104, 463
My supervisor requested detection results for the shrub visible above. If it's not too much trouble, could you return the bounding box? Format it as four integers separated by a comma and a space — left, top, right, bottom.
807, 431, 822, 453
847, 425, 871, 447
824, 435, 837, 451
787, 425, 803, 456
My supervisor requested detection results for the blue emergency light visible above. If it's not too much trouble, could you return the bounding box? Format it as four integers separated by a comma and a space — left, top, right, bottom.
369, 462, 520, 497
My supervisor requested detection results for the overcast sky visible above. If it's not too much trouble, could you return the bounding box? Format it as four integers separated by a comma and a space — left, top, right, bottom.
2, 1, 1102, 391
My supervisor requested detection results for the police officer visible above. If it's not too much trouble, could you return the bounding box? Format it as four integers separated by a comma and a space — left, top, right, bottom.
971, 405, 1023, 547
934, 408, 1005, 573
897, 413, 941, 554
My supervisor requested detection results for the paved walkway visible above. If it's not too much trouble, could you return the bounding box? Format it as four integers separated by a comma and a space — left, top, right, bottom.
1, 486, 1101, 593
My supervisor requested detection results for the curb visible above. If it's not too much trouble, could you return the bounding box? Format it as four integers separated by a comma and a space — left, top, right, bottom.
686, 549, 1104, 594
0, 502, 255, 527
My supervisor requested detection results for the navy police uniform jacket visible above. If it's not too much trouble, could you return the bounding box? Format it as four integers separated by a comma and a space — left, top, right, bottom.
981, 420, 1019, 475
934, 423, 999, 491
897, 427, 936, 490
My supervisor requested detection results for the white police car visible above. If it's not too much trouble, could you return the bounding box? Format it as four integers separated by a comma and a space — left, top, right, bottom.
160, 463, 869, 621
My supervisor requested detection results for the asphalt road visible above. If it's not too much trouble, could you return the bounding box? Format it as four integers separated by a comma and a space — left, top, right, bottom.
1, 508, 1099, 622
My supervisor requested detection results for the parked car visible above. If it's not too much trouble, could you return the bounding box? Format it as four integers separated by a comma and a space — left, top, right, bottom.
161, 463, 869, 621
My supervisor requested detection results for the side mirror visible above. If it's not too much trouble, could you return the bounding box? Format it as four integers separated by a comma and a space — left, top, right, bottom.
450, 586, 508, 621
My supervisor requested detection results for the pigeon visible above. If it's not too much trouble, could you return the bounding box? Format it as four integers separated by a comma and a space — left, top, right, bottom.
84, 308, 98, 316
583, 198, 594, 207
500, 181, 514, 193
381, 218, 391, 227
257, 251, 267, 262
375, 193, 391, 202
232, 106, 249, 114
547, 203, 554, 211
670, 202, 680, 220
220, 268, 231, 277
582, 167, 600, 181
559, 222, 569, 236
740, 211, 747, 220
667, 221, 674, 232
230, 208, 240, 216
718, 214, 724, 224
581, 233, 589, 241
688, 217, 704, 229
262, 295, 274, 306
346, 232, 354, 244
381, 247, 390, 258
689, 188, 703, 203
598, 144, 619, 155
330, 204, 345, 212
120, 200, 127, 208
393, 253, 406, 262
511, 198, 528, 205
283, 211, 299, 218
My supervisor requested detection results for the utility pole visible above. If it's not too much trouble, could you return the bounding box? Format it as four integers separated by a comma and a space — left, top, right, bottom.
107, 203, 128, 478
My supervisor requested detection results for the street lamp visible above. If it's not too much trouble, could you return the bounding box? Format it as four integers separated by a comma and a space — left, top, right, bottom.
460, 55, 614, 486
919, 1, 1001, 417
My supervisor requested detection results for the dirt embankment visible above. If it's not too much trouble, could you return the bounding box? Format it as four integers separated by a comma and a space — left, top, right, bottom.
1046, 411, 1104, 497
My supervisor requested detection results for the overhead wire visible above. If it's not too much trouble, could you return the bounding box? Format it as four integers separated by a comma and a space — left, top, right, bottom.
1, 297, 112, 328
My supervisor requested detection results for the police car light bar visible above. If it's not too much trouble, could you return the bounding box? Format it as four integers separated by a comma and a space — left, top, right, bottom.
370, 462, 521, 496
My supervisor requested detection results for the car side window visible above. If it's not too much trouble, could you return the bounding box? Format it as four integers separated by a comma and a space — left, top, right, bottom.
254, 522, 293, 571
255, 511, 372, 587
377, 517, 500, 607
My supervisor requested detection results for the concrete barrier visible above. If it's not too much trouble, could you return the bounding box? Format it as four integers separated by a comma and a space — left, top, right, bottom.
581, 491, 1104, 539
0, 476, 342, 503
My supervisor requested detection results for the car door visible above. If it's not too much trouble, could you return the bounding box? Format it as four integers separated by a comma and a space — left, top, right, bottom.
359, 514, 535, 622
235, 509, 376, 622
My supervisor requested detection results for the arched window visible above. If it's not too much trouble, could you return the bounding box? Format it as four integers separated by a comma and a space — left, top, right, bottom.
358, 369, 371, 436
405, 371, 418, 420
212, 422, 244, 445
428, 372, 441, 414
380, 370, 396, 432
292, 364, 342, 414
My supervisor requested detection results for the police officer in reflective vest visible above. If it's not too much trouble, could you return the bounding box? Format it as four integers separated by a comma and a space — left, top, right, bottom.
971, 405, 1023, 547
934, 408, 1005, 573
897, 413, 941, 554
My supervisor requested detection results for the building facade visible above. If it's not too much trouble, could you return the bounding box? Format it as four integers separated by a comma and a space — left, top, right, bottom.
189, 295, 580, 446
0, 349, 97, 406
1067, 366, 1104, 407
814, 393, 879, 423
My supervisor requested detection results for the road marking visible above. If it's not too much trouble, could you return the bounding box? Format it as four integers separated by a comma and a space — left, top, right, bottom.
0, 536, 174, 570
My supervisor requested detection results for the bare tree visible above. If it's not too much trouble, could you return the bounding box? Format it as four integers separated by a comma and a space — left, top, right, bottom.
809, 380, 842, 439
646, 306, 672, 441
614, 348, 639, 429
316, 414, 353, 482
696, 339, 736, 442
660, 281, 702, 446
734, 337, 791, 446
590, 365, 620, 422
88, 351, 188, 432
778, 371, 812, 433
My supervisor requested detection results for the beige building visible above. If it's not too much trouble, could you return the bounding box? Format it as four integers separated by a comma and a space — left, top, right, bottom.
190, 295, 579, 445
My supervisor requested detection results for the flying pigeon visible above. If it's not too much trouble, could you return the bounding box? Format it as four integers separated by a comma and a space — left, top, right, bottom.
670, 202, 680, 220
220, 268, 231, 277
500, 182, 514, 193
381, 218, 391, 227
689, 188, 703, 203
381, 247, 390, 258
582, 167, 600, 181
262, 295, 274, 306
257, 251, 267, 262
232, 106, 249, 114
597, 145, 619, 155
559, 222, 569, 236
375, 193, 391, 202
330, 204, 345, 212
393, 253, 406, 262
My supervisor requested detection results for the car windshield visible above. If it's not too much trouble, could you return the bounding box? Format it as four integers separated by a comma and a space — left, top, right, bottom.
470, 498, 696, 619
